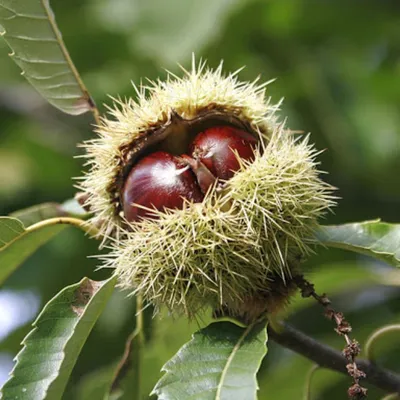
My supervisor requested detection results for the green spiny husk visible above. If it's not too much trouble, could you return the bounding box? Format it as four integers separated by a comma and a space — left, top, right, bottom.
103, 125, 336, 319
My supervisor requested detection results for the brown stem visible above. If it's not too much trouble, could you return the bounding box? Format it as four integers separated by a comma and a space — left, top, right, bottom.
268, 322, 400, 395
294, 275, 368, 398
109, 296, 144, 396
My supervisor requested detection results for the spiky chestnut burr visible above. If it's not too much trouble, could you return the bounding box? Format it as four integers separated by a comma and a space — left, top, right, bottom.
80, 60, 336, 320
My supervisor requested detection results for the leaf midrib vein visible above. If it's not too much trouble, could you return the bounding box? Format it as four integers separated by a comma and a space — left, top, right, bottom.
214, 323, 255, 400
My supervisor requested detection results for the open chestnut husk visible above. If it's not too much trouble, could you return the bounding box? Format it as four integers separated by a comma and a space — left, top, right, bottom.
80, 61, 336, 320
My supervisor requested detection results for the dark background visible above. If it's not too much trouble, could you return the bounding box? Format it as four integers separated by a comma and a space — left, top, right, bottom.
0, 0, 399, 398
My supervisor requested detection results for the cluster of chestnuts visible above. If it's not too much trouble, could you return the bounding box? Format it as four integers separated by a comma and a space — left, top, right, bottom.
121, 126, 258, 222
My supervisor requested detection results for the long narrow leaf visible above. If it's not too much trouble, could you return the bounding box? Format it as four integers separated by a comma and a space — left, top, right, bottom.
0, 0, 95, 115
316, 220, 400, 267
1, 276, 116, 400
153, 321, 268, 400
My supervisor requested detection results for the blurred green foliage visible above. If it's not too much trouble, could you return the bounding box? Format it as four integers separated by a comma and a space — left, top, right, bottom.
0, 0, 399, 399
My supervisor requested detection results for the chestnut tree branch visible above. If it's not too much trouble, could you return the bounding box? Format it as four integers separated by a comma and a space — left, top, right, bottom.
268, 322, 400, 395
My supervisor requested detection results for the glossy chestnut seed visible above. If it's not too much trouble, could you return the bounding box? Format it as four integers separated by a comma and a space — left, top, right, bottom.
122, 151, 204, 222
190, 126, 258, 180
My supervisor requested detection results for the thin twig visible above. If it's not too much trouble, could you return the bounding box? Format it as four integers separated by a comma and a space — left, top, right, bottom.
303, 364, 320, 400
109, 295, 144, 397
268, 322, 400, 395
26, 216, 99, 237
294, 275, 367, 398
90, 103, 102, 127
365, 325, 400, 362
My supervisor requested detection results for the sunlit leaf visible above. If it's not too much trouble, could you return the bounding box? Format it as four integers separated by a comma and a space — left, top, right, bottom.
316, 220, 400, 267
1, 276, 116, 400
0, 0, 95, 115
153, 321, 267, 400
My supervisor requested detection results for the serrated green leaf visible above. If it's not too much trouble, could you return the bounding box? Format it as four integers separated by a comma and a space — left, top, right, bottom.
316, 220, 400, 267
1, 276, 116, 400
153, 321, 268, 400
0, 216, 66, 285
10, 199, 89, 227
0, 0, 94, 115
142, 310, 212, 398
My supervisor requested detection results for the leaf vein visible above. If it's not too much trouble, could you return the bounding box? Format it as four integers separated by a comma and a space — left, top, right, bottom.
26, 71, 71, 80
13, 55, 67, 65
0, 4, 46, 20
6, 34, 58, 42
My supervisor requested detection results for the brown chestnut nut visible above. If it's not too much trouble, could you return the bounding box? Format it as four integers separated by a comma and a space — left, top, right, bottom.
190, 126, 258, 181
122, 151, 204, 222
